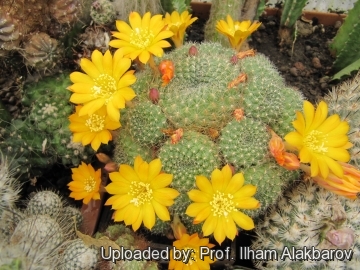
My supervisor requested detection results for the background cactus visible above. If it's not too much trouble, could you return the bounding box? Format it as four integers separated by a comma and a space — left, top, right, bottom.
0, 73, 94, 181
61, 239, 99, 270
90, 0, 117, 25
252, 180, 360, 269
160, 0, 191, 14
95, 224, 159, 270
113, 41, 304, 236
325, 70, 360, 167
330, 0, 360, 78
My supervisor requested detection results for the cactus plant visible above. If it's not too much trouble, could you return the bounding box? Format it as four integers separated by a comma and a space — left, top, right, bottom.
90, 0, 116, 25
95, 224, 159, 270
252, 180, 360, 269
0, 72, 94, 180
22, 32, 63, 71
26, 190, 63, 218
330, 0, 360, 76
325, 71, 360, 167
60, 239, 99, 270
160, 0, 191, 14
112, 42, 304, 236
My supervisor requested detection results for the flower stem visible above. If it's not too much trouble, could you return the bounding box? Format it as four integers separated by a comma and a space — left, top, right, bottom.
148, 55, 160, 76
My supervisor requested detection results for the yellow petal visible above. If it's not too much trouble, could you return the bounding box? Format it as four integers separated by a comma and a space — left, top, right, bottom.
224, 173, 245, 194
188, 190, 211, 203
194, 206, 212, 224
231, 211, 254, 230
233, 184, 257, 199
119, 164, 140, 182
103, 50, 113, 76
213, 218, 225, 245
111, 194, 132, 209
185, 202, 209, 217
107, 103, 120, 122
299, 147, 312, 163
80, 58, 100, 79
195, 175, 213, 194
202, 214, 218, 236
132, 208, 143, 231
129, 11, 142, 29
323, 156, 344, 178
148, 158, 162, 181
91, 50, 104, 73
317, 114, 341, 133
308, 101, 328, 131
152, 199, 171, 221
142, 202, 155, 229
138, 50, 150, 64
70, 72, 94, 84
327, 147, 350, 162
284, 132, 303, 150
115, 20, 133, 35
211, 168, 224, 191
310, 157, 319, 177
153, 188, 179, 200
90, 135, 102, 151
151, 173, 173, 189
70, 93, 95, 104
234, 197, 260, 209
79, 99, 105, 116
224, 217, 237, 240
303, 100, 315, 128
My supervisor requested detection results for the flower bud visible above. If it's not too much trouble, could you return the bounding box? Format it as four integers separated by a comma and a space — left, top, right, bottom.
230, 55, 238, 65
326, 228, 355, 249
282, 152, 300, 170
149, 88, 160, 104
188, 45, 198, 56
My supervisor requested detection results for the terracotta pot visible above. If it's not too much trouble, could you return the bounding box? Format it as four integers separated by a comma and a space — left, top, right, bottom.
190, 2, 347, 25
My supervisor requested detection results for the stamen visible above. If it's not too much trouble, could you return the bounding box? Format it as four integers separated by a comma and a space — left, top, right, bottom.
92, 74, 117, 104
130, 28, 155, 48
129, 181, 153, 206
84, 177, 96, 192
303, 130, 328, 154
209, 191, 236, 217
85, 114, 105, 132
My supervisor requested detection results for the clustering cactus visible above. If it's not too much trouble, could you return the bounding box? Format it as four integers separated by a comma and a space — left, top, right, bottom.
325, 71, 360, 167
113, 42, 304, 235
252, 180, 360, 269
330, 0, 360, 74
0, 73, 94, 181
160, 0, 191, 14
0, 170, 85, 269
95, 224, 159, 270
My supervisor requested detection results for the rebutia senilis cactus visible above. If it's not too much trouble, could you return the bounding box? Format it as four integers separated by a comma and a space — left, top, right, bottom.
252, 180, 360, 269
113, 42, 303, 235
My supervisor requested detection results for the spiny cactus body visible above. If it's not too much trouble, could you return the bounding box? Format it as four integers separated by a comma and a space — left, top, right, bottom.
26, 190, 63, 218
325, 71, 360, 167
90, 0, 116, 25
61, 239, 99, 270
113, 42, 303, 235
253, 180, 360, 269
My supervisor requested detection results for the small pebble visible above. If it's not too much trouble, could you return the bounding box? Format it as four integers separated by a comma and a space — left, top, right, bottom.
320, 83, 328, 90
319, 76, 330, 84
312, 57, 322, 69
305, 45, 312, 51
289, 67, 298, 77
294, 62, 306, 71
334, 21, 342, 29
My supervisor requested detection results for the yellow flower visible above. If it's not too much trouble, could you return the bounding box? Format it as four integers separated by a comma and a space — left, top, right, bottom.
104, 156, 179, 231
169, 233, 215, 270
216, 15, 261, 51
164, 10, 197, 48
68, 162, 101, 204
185, 165, 260, 245
68, 49, 136, 122
69, 105, 121, 151
285, 101, 352, 179
109, 12, 174, 64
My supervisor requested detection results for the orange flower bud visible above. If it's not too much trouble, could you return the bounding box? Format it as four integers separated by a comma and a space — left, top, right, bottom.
234, 108, 245, 121
159, 60, 175, 86
282, 152, 300, 170
171, 128, 183, 144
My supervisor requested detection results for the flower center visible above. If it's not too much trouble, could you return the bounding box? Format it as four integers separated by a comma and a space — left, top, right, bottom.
84, 177, 96, 192
130, 28, 155, 49
129, 181, 153, 206
303, 130, 328, 154
210, 191, 236, 217
85, 113, 105, 132
92, 74, 117, 104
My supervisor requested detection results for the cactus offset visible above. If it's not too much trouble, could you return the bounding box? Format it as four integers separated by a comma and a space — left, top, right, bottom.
61, 239, 99, 270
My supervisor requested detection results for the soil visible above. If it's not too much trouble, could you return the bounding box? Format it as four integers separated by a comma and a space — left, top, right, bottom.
12, 12, 343, 270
